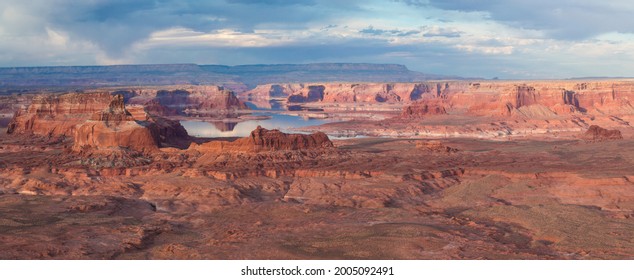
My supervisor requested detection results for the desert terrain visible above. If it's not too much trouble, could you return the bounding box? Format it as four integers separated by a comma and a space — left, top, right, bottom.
1, 77, 633, 259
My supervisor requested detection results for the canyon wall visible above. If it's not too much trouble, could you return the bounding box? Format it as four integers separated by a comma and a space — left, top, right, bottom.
241, 81, 634, 117
189, 126, 333, 153
7, 92, 115, 136
7, 92, 188, 152
116, 85, 248, 115
242, 82, 449, 103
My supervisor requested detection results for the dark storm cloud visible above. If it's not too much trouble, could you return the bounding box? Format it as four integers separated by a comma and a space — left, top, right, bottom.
398, 0, 634, 39
11, 0, 363, 57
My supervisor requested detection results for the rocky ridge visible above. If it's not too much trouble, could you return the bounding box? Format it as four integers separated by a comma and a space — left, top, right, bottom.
189, 126, 333, 153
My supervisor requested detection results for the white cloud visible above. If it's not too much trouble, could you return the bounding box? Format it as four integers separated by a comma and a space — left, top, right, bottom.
45, 27, 68, 47
455, 44, 514, 55
138, 28, 297, 48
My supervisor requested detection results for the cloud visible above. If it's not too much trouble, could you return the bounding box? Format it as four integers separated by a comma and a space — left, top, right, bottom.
360, 26, 421, 37
2, 0, 634, 79
422, 26, 462, 38
359, 25, 462, 39
455, 44, 513, 55
140, 28, 296, 48
399, 0, 634, 40
0, 0, 365, 58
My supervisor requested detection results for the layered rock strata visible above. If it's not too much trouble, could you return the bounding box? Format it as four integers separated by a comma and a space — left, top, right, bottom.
401, 99, 448, 118
118, 85, 248, 115
7, 93, 115, 136
72, 95, 160, 152
240, 81, 634, 118
7, 92, 188, 152
189, 126, 333, 153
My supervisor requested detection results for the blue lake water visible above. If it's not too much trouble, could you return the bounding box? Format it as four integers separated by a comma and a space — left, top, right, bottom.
180, 113, 330, 138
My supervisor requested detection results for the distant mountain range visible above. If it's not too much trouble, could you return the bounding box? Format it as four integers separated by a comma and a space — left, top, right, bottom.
0, 63, 464, 92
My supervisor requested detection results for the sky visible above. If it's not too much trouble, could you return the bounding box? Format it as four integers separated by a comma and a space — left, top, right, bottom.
1, 0, 634, 79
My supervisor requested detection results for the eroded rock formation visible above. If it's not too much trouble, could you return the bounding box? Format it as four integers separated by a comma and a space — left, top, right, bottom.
72, 95, 160, 152
243, 83, 446, 104
8, 92, 188, 152
581, 125, 623, 142
190, 126, 333, 153
7, 92, 115, 136
401, 99, 448, 118
416, 141, 459, 153
121, 85, 248, 115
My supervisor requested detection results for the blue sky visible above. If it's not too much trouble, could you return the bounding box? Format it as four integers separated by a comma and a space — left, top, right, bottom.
1, 0, 634, 78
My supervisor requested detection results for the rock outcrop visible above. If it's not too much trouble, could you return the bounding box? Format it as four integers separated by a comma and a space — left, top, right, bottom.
285, 83, 444, 103
401, 99, 448, 118
122, 85, 248, 115
7, 92, 188, 152
581, 125, 623, 142
513, 85, 538, 108
72, 95, 160, 152
242, 83, 447, 104
190, 126, 333, 153
239, 84, 305, 100
7, 93, 116, 136
416, 141, 459, 153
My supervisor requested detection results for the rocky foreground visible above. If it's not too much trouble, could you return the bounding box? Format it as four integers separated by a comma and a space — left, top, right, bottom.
0, 83, 633, 259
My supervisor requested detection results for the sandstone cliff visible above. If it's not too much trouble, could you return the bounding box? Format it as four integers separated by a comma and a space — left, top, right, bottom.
121, 85, 248, 115
449, 81, 634, 117
7, 92, 115, 136
243, 83, 448, 104
7, 92, 188, 152
239, 84, 304, 100
401, 99, 448, 118
72, 95, 160, 152
241, 81, 634, 119
189, 126, 333, 153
